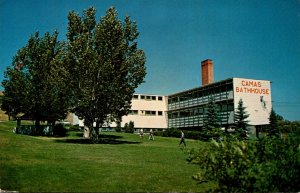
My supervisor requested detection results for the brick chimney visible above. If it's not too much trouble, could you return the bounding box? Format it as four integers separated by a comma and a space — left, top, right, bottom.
201, 59, 214, 85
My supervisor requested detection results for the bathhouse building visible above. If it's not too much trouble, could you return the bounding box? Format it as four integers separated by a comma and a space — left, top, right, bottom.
70, 59, 272, 131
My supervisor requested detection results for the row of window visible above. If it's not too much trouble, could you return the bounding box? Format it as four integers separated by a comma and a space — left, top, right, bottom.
168, 91, 233, 111
168, 81, 233, 104
168, 104, 234, 119
168, 115, 231, 128
132, 95, 164, 101
128, 110, 164, 116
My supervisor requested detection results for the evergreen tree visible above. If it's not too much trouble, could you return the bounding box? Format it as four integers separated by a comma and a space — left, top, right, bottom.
268, 108, 279, 137
234, 99, 250, 140
203, 96, 221, 139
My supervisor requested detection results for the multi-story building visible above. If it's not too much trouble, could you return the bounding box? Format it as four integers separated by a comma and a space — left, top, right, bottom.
167, 77, 271, 129
70, 59, 272, 131
73, 94, 168, 131
115, 94, 168, 131
167, 59, 272, 129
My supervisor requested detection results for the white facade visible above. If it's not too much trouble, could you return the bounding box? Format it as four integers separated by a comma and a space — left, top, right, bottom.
233, 78, 272, 125
75, 94, 168, 129
112, 94, 168, 129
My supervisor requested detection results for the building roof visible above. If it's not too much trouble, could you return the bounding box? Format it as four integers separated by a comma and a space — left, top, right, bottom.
168, 77, 234, 97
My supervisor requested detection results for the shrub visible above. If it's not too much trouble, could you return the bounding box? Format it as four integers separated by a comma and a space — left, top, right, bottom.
53, 123, 67, 137
188, 134, 300, 192
124, 121, 134, 133
159, 127, 218, 141
184, 130, 203, 140
162, 127, 181, 138
68, 124, 80, 131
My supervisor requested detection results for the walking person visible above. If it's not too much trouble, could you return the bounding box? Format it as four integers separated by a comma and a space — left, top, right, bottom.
179, 130, 186, 147
149, 129, 154, 140
139, 128, 144, 139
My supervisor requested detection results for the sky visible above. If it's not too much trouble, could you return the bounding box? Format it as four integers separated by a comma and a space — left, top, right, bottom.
0, 0, 299, 121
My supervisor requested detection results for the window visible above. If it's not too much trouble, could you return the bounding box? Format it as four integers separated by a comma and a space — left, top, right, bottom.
228, 104, 234, 111
145, 111, 156, 116
146, 96, 151, 100
158, 111, 163, 116
158, 96, 163, 101
198, 108, 204, 114
221, 104, 228, 112
129, 110, 138, 115
133, 95, 139, 100
152, 96, 156, 100
141, 95, 145, 100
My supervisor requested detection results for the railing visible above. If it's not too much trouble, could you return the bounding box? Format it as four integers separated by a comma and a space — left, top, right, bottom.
16, 125, 54, 136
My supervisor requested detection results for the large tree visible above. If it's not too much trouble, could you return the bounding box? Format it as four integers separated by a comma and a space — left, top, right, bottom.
1, 31, 70, 134
66, 7, 146, 141
234, 99, 250, 140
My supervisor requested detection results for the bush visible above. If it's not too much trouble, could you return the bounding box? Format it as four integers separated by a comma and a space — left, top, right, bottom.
124, 121, 134, 133
68, 124, 80, 131
158, 127, 216, 141
162, 127, 181, 138
53, 123, 67, 137
185, 130, 206, 140
115, 127, 121, 132
188, 134, 300, 192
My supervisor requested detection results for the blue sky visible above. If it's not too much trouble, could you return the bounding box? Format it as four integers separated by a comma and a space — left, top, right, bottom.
0, 0, 299, 121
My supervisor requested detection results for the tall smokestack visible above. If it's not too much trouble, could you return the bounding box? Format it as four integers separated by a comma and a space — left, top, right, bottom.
201, 59, 214, 85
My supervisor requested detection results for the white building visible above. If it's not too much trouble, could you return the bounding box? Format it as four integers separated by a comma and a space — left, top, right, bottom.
120, 94, 168, 130
70, 94, 168, 131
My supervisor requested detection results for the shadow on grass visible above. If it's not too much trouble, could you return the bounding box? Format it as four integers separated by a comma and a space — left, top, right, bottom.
55, 133, 141, 145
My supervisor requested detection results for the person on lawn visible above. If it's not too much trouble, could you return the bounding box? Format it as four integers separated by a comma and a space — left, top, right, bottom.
179, 130, 186, 147
139, 128, 144, 139
149, 129, 154, 140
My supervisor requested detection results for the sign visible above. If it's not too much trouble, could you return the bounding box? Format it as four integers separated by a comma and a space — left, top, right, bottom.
233, 78, 272, 125
235, 80, 270, 95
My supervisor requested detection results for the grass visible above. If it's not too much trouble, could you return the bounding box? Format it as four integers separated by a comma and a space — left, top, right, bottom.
0, 121, 215, 192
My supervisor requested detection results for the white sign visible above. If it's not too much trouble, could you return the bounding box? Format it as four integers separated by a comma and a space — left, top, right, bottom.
233, 78, 272, 125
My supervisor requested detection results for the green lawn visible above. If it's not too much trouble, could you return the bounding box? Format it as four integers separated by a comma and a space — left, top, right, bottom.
0, 121, 214, 192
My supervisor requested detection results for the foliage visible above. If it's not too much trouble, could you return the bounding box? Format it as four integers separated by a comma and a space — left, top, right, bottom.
65, 7, 146, 141
203, 97, 221, 140
278, 120, 300, 133
188, 134, 300, 192
53, 123, 67, 137
1, 31, 71, 133
234, 99, 250, 140
68, 124, 80, 131
124, 121, 134, 133
115, 126, 122, 132
161, 127, 181, 138
267, 108, 279, 137
155, 128, 210, 140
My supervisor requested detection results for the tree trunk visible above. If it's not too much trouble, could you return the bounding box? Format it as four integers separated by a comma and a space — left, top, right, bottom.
255, 126, 259, 139
83, 125, 90, 138
95, 120, 103, 134
35, 119, 41, 135
83, 119, 93, 139
50, 121, 55, 136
